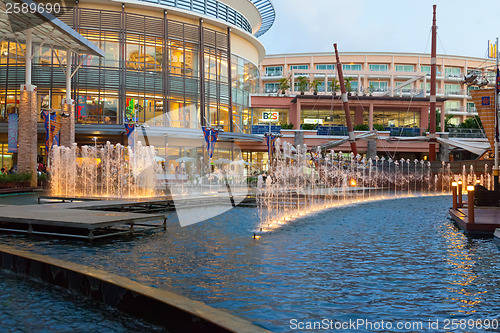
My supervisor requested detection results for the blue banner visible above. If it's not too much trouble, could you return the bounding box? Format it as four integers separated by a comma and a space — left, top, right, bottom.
7, 113, 18, 153
265, 134, 277, 161
125, 123, 135, 148
202, 127, 219, 158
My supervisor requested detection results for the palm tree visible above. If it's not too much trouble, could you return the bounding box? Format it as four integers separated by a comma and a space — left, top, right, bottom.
344, 77, 353, 95
297, 76, 308, 95
329, 79, 340, 95
277, 77, 290, 95
310, 79, 322, 95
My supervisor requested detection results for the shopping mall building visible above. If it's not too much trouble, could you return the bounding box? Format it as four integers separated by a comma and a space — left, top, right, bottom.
0, 0, 272, 170
0, 0, 495, 171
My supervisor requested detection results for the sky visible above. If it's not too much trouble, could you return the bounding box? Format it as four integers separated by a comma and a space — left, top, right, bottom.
258, 0, 500, 59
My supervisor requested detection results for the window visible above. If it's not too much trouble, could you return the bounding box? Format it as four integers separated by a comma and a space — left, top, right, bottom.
395, 65, 414, 72
265, 66, 283, 77
342, 64, 361, 71
291, 64, 309, 76
291, 65, 309, 70
420, 82, 439, 93
445, 84, 461, 95
316, 64, 335, 71
368, 81, 388, 92
369, 64, 388, 71
467, 85, 479, 96
294, 82, 309, 91
467, 102, 476, 113
421, 65, 431, 75
350, 81, 359, 91
445, 100, 461, 112
445, 67, 461, 77
265, 83, 279, 93
372, 110, 420, 128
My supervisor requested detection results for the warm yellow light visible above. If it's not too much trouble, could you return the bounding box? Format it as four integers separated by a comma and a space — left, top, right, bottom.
452, 182, 457, 187
458, 180, 463, 185
467, 185, 474, 191
476, 179, 481, 184
349, 178, 357, 187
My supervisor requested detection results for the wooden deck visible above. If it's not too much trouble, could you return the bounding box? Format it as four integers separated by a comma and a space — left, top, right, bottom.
449, 207, 500, 236
0, 201, 167, 241
0, 193, 256, 241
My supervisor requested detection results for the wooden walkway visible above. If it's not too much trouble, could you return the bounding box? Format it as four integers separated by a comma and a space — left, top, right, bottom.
0, 201, 167, 241
449, 207, 500, 236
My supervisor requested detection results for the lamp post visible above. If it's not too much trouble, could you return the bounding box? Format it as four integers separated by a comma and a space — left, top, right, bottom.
467, 184, 475, 223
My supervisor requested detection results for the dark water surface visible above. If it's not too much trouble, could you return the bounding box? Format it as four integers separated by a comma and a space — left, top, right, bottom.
1, 195, 499, 332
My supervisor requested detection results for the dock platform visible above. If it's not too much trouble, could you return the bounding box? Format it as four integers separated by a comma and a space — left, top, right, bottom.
449, 207, 500, 236
0, 202, 166, 241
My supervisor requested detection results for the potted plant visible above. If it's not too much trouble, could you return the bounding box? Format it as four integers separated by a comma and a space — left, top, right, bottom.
277, 77, 290, 95
344, 77, 353, 96
369, 84, 375, 96
297, 76, 308, 95
329, 79, 340, 95
310, 79, 322, 95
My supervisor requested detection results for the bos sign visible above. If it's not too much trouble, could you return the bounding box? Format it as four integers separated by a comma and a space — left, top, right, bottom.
261, 111, 279, 122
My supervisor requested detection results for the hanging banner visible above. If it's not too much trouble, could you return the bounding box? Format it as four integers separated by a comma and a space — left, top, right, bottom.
76, 96, 87, 118
488, 40, 497, 59
42, 110, 62, 153
265, 134, 277, 161
202, 127, 219, 158
470, 89, 496, 151
125, 123, 135, 148
7, 113, 18, 153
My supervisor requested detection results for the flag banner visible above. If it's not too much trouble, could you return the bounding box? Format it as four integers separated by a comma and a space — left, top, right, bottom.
266, 134, 277, 161
202, 127, 219, 158
470, 89, 497, 149
125, 123, 135, 148
42, 110, 62, 153
76, 96, 87, 117
488, 41, 497, 59
7, 113, 18, 153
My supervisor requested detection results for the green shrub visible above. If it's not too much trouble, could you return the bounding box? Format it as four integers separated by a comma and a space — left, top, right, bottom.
354, 124, 369, 131
301, 123, 317, 130
373, 124, 386, 131
280, 123, 294, 129
38, 173, 48, 181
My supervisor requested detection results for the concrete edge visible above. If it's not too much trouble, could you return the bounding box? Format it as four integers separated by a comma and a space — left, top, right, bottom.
0, 244, 271, 333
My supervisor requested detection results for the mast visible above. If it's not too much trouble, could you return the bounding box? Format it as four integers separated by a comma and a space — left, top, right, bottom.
429, 4, 437, 161
333, 43, 358, 156
494, 37, 499, 191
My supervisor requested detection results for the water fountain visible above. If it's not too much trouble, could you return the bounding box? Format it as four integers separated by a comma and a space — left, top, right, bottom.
50, 141, 160, 198
255, 140, 458, 234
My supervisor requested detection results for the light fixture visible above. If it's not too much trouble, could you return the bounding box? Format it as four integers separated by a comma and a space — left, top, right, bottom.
452, 181, 457, 187
467, 185, 474, 192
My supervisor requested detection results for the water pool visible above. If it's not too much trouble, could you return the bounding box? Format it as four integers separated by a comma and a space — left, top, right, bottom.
1, 195, 499, 332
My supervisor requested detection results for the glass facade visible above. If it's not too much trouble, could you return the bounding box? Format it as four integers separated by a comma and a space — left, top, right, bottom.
0, 7, 259, 133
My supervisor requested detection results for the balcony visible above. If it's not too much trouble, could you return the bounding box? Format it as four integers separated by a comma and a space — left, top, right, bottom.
449, 128, 486, 138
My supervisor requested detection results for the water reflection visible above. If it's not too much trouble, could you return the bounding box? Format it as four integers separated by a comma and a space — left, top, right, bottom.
1, 195, 499, 332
